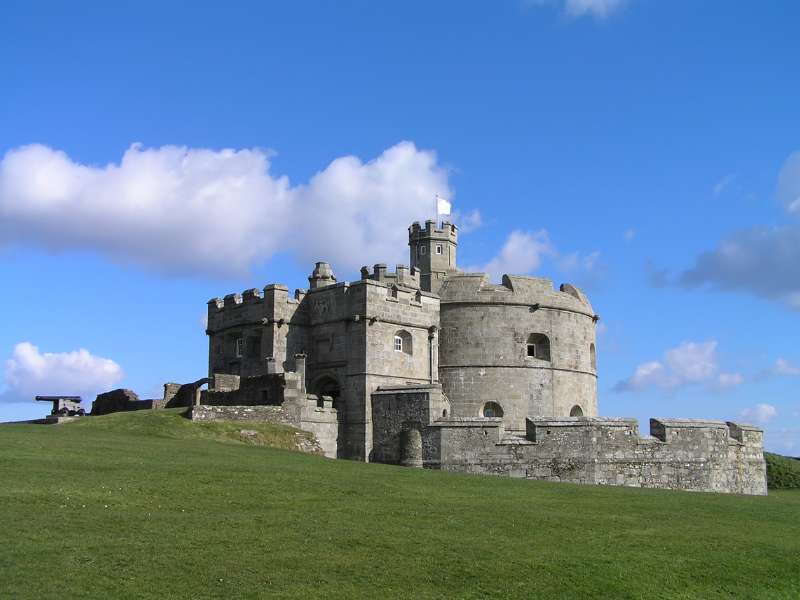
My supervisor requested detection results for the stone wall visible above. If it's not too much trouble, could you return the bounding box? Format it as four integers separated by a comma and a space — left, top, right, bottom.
370, 385, 449, 465
438, 273, 598, 432
91, 389, 159, 415
430, 417, 767, 495
371, 388, 766, 495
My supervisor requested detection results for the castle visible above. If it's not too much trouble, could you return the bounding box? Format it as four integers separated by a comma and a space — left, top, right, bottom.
198, 220, 767, 495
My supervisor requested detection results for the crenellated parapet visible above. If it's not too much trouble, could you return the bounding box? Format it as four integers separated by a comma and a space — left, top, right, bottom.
416, 414, 767, 494
408, 219, 458, 242
360, 263, 421, 290
438, 273, 594, 316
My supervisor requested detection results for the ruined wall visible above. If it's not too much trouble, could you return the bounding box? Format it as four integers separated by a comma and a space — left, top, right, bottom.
189, 395, 339, 459
91, 389, 159, 415
438, 274, 597, 432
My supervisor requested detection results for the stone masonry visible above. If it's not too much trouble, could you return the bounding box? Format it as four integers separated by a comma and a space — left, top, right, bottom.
201, 218, 767, 494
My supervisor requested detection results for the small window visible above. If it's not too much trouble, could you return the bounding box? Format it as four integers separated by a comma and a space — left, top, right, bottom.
420, 246, 427, 255
570, 405, 583, 417
482, 402, 504, 418
394, 330, 413, 355
235, 337, 245, 358
590, 343, 597, 370
435, 244, 443, 255
526, 333, 551, 361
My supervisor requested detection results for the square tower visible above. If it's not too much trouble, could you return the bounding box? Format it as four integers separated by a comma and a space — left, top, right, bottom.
408, 220, 458, 294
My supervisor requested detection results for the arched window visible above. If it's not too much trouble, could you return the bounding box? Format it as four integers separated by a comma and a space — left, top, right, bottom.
482, 402, 504, 418
570, 405, 583, 417
526, 333, 551, 361
394, 330, 412, 355
590, 343, 597, 370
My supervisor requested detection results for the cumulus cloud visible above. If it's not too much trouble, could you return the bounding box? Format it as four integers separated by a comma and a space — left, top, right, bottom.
469, 230, 555, 280
0, 142, 453, 277
614, 340, 743, 392
740, 403, 778, 425
468, 229, 605, 288
527, 0, 628, 18
2, 342, 124, 402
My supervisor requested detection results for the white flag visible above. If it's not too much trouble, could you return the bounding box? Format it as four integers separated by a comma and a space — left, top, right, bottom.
436, 195, 451, 216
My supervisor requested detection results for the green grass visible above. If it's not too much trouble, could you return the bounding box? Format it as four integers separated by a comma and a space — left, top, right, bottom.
766, 452, 800, 489
1, 410, 798, 600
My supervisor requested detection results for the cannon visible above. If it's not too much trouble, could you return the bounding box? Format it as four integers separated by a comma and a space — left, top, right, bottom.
35, 396, 86, 417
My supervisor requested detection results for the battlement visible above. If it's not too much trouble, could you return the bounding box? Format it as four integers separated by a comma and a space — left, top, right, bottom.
409, 220, 458, 241
523, 416, 762, 448
438, 273, 594, 314
360, 263, 421, 289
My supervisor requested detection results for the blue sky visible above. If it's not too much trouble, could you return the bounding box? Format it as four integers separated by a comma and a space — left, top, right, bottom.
1, 0, 799, 453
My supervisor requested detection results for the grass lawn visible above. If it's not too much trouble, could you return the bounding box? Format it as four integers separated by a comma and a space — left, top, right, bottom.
1, 409, 798, 599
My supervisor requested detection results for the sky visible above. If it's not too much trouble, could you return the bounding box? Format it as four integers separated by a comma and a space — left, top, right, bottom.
1, 0, 799, 453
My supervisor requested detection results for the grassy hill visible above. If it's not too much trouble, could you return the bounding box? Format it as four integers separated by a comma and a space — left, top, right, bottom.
1, 410, 798, 599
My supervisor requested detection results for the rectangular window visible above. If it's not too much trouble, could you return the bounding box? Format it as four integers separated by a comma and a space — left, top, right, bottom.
420, 246, 427, 255
235, 337, 245, 358
527, 344, 536, 358
394, 336, 403, 352
435, 244, 443, 255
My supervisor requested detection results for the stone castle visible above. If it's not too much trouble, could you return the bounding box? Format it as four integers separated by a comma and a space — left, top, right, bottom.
192, 219, 766, 495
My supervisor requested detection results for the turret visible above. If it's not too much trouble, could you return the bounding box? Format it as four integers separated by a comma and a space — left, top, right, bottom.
408, 220, 458, 294
308, 262, 336, 290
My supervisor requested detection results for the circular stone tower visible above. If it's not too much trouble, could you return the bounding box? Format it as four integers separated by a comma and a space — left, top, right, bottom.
437, 273, 598, 434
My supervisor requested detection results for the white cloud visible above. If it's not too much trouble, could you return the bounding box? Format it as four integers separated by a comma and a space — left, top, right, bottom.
775, 358, 800, 376
0, 142, 453, 277
740, 403, 777, 425
3, 342, 124, 402
453, 209, 483, 233
716, 372, 744, 388
527, 0, 628, 18
623, 228, 636, 242
468, 230, 605, 289
614, 340, 743, 392
473, 230, 556, 280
